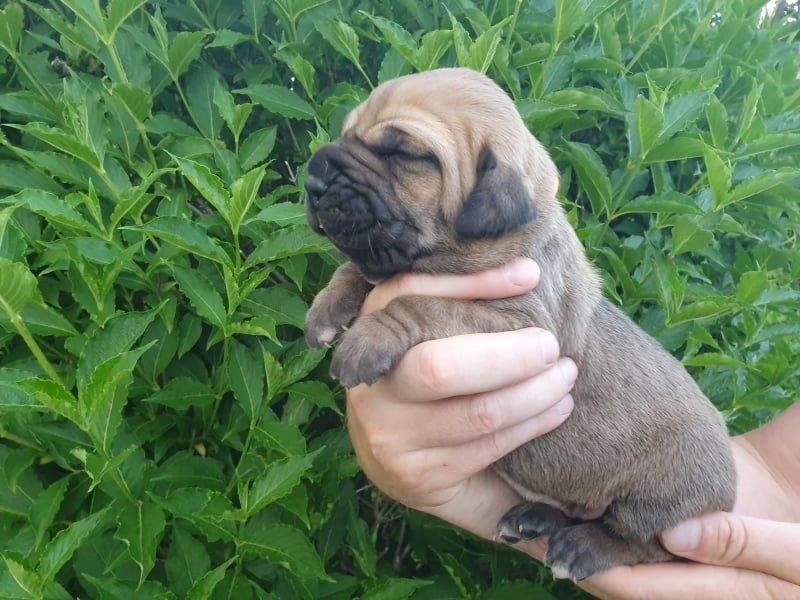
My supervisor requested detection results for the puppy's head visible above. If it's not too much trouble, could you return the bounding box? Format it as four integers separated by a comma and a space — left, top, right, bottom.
305, 68, 559, 281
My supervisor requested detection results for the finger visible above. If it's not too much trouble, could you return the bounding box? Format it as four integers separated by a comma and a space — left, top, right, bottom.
422, 394, 574, 480
580, 561, 800, 600
411, 357, 577, 447
387, 328, 562, 403
362, 258, 540, 315
660, 513, 800, 585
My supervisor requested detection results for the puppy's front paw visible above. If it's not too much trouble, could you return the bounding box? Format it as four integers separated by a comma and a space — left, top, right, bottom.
329, 315, 407, 388
304, 292, 362, 349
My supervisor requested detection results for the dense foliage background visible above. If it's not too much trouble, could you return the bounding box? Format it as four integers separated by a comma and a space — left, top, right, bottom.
0, 0, 798, 597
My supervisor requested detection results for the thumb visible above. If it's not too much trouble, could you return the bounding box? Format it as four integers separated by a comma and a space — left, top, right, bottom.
661, 512, 800, 585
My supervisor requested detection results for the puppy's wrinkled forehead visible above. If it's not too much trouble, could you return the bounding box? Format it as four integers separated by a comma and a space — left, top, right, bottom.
340, 68, 530, 218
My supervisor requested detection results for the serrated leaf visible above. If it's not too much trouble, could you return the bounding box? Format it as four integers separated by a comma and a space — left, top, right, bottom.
80, 344, 154, 450
228, 339, 264, 422
129, 217, 231, 265
245, 449, 320, 516
703, 145, 731, 208
242, 287, 307, 328
564, 141, 612, 216
38, 508, 109, 587
286, 381, 341, 415
0, 258, 36, 317
167, 31, 207, 79
19, 123, 100, 169
244, 227, 333, 268
315, 20, 361, 72
360, 578, 434, 600
230, 167, 265, 235
237, 85, 315, 120
77, 308, 157, 388
172, 266, 227, 330
239, 522, 329, 582
30, 477, 70, 552
249, 202, 306, 227
721, 169, 799, 208
253, 420, 306, 456
0, 4, 24, 53
3, 189, 95, 233
635, 96, 664, 159
239, 126, 277, 171
114, 501, 166, 587
148, 488, 236, 543
17, 378, 81, 424
171, 155, 230, 221
144, 377, 215, 410
185, 556, 237, 600
165, 527, 211, 597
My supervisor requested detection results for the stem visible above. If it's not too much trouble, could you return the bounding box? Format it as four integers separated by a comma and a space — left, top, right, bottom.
7, 311, 64, 387
225, 423, 255, 495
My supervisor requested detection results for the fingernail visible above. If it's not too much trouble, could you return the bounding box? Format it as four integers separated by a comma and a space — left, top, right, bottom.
555, 394, 574, 415
505, 259, 540, 287
539, 331, 560, 365
557, 357, 578, 387
662, 519, 702, 552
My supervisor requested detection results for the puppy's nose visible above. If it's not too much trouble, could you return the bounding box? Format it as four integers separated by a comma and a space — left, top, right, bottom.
305, 175, 328, 196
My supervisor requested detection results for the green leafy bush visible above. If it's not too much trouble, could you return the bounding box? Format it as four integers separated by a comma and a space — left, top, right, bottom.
0, 0, 798, 597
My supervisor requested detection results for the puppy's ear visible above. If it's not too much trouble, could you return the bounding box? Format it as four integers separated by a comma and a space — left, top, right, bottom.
454, 146, 536, 239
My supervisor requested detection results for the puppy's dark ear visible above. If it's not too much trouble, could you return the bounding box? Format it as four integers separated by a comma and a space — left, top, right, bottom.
454, 146, 536, 239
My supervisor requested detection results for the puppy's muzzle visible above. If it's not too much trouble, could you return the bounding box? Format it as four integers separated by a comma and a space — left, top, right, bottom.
304, 144, 384, 244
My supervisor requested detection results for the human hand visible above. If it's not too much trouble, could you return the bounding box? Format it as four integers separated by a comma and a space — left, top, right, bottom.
574, 408, 800, 600
580, 510, 800, 600
345, 259, 577, 543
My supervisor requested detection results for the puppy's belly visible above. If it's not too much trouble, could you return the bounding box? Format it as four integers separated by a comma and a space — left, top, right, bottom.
493, 467, 608, 520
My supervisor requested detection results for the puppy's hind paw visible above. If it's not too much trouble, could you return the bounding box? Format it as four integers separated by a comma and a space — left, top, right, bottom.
495, 502, 574, 544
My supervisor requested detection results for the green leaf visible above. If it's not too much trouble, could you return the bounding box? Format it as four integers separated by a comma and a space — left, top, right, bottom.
106, 0, 146, 38
245, 450, 320, 516
19, 123, 101, 169
172, 266, 227, 330
3, 189, 95, 233
0, 4, 23, 53
77, 308, 157, 388
30, 477, 70, 552
469, 14, 512, 73
144, 377, 215, 411
185, 556, 237, 600
167, 31, 208, 79
563, 141, 612, 216
0, 258, 36, 318
148, 488, 236, 543
253, 420, 306, 456
721, 169, 799, 209
239, 126, 277, 171
170, 155, 230, 222
129, 217, 231, 265
634, 96, 664, 159
165, 527, 211, 597
38, 508, 110, 587
114, 501, 166, 587
0, 556, 40, 599
703, 145, 730, 208
79, 344, 154, 451
242, 287, 307, 328
360, 578, 434, 600
287, 381, 341, 415
228, 339, 264, 423
238, 522, 329, 582
706, 95, 728, 149
249, 202, 306, 227
230, 167, 265, 235
244, 227, 333, 268
17, 378, 81, 424
360, 13, 417, 64
237, 85, 315, 120
315, 20, 362, 72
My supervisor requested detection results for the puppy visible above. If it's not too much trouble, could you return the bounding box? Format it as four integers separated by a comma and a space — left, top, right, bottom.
303, 68, 736, 580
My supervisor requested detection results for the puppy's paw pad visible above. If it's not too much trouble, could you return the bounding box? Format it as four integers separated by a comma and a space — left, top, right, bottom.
304, 297, 361, 348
